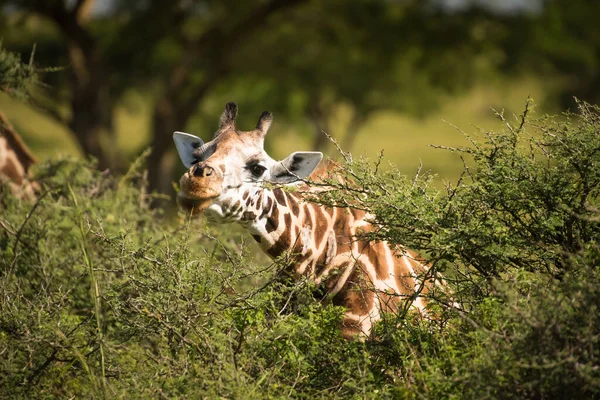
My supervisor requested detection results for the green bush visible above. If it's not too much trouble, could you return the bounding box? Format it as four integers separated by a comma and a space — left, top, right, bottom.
0, 44, 38, 99
1, 101, 599, 399
314, 99, 600, 398
0, 156, 379, 399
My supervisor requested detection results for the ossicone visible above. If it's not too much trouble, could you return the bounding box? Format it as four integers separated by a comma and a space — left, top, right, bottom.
256, 111, 273, 136
220, 102, 238, 130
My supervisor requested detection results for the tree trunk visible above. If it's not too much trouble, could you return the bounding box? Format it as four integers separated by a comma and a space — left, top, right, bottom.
147, 96, 180, 202
69, 76, 116, 171
35, 1, 117, 172
147, 78, 216, 202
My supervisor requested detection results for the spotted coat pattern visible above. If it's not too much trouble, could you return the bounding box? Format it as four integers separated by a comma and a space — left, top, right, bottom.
217, 181, 433, 338
175, 102, 439, 339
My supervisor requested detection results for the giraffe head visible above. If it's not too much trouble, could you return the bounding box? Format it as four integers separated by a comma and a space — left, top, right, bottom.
174, 102, 322, 222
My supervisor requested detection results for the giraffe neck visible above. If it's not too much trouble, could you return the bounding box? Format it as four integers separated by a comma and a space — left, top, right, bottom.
228, 184, 434, 339
240, 186, 357, 278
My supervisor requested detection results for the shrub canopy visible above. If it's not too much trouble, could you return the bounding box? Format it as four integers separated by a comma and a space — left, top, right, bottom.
1, 101, 599, 399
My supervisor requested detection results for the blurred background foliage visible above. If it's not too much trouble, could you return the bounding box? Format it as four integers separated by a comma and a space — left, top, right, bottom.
0, 0, 598, 197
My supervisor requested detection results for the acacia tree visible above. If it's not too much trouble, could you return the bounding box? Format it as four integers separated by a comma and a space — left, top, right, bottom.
1, 0, 513, 193
0, 0, 309, 194
0, 0, 120, 169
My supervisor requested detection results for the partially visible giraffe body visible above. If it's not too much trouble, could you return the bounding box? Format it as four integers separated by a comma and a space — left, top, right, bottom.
174, 103, 439, 339
0, 112, 39, 200
242, 184, 433, 337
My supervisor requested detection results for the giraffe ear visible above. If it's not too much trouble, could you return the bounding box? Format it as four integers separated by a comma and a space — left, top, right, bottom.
173, 131, 204, 168
269, 151, 323, 183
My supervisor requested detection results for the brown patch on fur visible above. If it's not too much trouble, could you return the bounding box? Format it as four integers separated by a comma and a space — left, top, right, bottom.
393, 255, 417, 296
307, 158, 340, 183
350, 207, 366, 222
365, 240, 389, 280
323, 205, 336, 218
405, 251, 431, 298
265, 213, 278, 233
377, 290, 400, 313
332, 209, 354, 254
302, 202, 314, 228
351, 239, 403, 312
273, 188, 287, 206
242, 211, 257, 221
340, 317, 363, 340
287, 192, 300, 216
251, 234, 261, 243
295, 249, 314, 272
314, 261, 327, 278
266, 246, 277, 257
277, 213, 292, 248
312, 206, 329, 256
268, 233, 304, 259
302, 207, 335, 267
329, 261, 373, 316
260, 196, 273, 220
314, 233, 334, 277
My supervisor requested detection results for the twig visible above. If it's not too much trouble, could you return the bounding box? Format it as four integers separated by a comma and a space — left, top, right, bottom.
516, 96, 533, 134
11, 189, 54, 268
322, 130, 352, 164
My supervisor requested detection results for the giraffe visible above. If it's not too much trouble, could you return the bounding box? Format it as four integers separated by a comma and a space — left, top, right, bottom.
0, 112, 39, 200
174, 102, 439, 339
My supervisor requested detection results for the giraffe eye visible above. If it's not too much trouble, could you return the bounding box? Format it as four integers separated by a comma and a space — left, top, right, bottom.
249, 164, 267, 177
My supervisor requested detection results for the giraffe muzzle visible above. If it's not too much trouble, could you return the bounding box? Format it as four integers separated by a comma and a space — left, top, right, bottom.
177, 163, 224, 214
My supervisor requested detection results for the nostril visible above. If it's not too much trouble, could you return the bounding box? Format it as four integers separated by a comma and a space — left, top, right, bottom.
193, 165, 205, 177
192, 164, 214, 178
